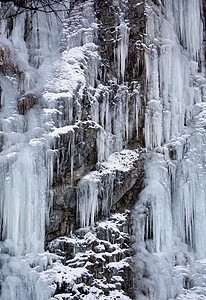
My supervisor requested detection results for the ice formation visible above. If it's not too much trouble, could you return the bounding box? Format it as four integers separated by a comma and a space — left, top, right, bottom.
0, 0, 206, 299
133, 0, 206, 299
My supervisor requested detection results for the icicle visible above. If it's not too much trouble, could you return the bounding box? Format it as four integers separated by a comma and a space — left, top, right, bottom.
135, 94, 139, 140
145, 100, 162, 149
70, 130, 75, 183
105, 91, 111, 132
100, 172, 115, 215
113, 100, 123, 151
173, 128, 206, 259
0, 146, 46, 255
145, 0, 204, 144
91, 98, 99, 124
168, 161, 176, 196
145, 47, 159, 101
165, 0, 203, 64
116, 22, 130, 81
46, 149, 54, 188
125, 94, 129, 145
134, 154, 173, 253
97, 129, 105, 162
77, 176, 99, 228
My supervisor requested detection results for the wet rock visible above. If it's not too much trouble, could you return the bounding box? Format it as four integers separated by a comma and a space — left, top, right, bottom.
17, 93, 39, 114
0, 42, 30, 93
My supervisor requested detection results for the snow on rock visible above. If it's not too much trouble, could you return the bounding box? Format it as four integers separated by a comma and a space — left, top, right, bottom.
46, 211, 134, 299
77, 149, 143, 228
0, 0, 206, 299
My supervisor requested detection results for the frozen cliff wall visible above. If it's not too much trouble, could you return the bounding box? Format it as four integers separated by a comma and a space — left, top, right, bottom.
0, 0, 206, 299
133, 1, 206, 299
0, 1, 146, 298
44, 0, 147, 241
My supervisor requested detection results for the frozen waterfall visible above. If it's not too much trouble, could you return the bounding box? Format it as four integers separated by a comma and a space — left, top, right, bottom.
133, 0, 206, 299
0, 0, 206, 299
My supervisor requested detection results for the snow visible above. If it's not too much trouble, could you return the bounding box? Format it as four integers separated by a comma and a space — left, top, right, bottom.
100, 149, 140, 172
0, 0, 206, 299
49, 125, 76, 137
107, 259, 130, 270
45, 211, 133, 299
77, 149, 140, 227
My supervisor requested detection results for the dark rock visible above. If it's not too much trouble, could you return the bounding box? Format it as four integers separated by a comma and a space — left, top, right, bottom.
17, 93, 38, 114
49, 212, 135, 299
52, 121, 101, 187
46, 147, 144, 243
47, 237, 76, 260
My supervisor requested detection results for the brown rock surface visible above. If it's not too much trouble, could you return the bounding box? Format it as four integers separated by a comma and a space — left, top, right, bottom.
17, 93, 39, 114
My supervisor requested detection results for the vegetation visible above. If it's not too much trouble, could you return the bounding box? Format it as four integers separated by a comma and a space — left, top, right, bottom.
0, 0, 71, 20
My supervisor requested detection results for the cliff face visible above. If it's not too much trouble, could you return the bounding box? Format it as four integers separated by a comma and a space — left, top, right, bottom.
0, 1, 206, 299
46, 0, 146, 242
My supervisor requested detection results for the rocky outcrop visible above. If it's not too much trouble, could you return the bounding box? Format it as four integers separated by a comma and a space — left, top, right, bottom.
46, 121, 104, 241
46, 148, 144, 242
50, 121, 104, 187
47, 211, 135, 299
95, 0, 146, 146
0, 42, 17, 75
0, 41, 30, 93
42, 1, 147, 297
46, 0, 146, 252
17, 93, 39, 114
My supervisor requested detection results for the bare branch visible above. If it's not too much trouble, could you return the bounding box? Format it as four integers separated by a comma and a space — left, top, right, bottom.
0, 0, 71, 20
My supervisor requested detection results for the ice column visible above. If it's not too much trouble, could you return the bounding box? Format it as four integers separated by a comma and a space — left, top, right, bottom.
145, 100, 162, 149
0, 145, 46, 255
144, 0, 204, 147
165, 0, 203, 64
116, 22, 130, 81
173, 125, 206, 258
77, 175, 99, 227
134, 154, 173, 252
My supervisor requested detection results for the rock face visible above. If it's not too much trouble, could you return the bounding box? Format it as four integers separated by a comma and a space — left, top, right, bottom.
0, 0, 206, 299
0, 41, 31, 94
45, 0, 147, 249
43, 1, 147, 298
47, 212, 135, 299
46, 148, 144, 242
0, 42, 17, 75
17, 93, 39, 114
94, 0, 146, 146
50, 121, 101, 187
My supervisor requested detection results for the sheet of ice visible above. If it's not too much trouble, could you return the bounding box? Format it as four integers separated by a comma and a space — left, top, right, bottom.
0, 3, 66, 299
